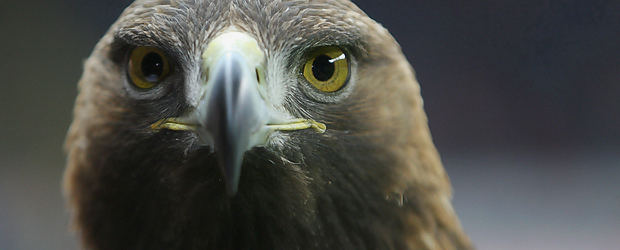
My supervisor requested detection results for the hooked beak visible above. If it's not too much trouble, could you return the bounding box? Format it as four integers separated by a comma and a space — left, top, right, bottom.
151, 32, 325, 196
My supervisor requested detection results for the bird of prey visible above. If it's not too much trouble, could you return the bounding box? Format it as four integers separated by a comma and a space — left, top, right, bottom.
64, 0, 473, 249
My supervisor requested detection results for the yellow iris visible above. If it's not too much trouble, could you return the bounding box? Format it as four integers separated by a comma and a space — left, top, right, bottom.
128, 47, 171, 89
303, 47, 349, 92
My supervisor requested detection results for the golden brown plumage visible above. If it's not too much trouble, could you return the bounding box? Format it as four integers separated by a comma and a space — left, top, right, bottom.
64, 0, 473, 249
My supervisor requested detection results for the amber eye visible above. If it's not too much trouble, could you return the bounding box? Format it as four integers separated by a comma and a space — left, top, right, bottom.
302, 47, 349, 92
128, 47, 171, 89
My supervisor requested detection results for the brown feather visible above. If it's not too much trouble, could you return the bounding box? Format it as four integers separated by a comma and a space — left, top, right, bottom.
64, 0, 473, 249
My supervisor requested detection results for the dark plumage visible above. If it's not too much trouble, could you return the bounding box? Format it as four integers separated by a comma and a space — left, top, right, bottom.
64, 0, 473, 249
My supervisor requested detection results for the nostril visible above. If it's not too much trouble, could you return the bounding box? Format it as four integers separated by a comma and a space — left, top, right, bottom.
255, 68, 260, 83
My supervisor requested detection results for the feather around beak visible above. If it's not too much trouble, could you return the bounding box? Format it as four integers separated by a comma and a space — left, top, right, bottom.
150, 31, 325, 196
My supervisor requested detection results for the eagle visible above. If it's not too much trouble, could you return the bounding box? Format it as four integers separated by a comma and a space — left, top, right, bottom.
64, 0, 473, 249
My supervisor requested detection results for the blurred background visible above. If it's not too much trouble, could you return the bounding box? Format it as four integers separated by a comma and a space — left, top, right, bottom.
1, 0, 618, 249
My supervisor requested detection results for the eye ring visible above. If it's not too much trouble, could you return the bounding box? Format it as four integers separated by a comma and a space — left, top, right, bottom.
302, 46, 349, 92
128, 47, 171, 89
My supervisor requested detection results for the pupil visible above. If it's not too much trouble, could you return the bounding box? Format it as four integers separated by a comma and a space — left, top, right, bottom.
141, 52, 164, 82
312, 54, 335, 82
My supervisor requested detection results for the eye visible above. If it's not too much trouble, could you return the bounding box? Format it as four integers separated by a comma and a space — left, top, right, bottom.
128, 47, 171, 89
302, 46, 349, 92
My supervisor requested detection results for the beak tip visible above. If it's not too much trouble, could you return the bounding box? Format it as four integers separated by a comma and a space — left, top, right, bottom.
225, 184, 238, 197
218, 154, 242, 198
224, 168, 240, 197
